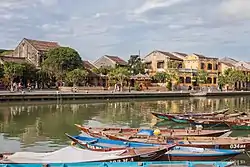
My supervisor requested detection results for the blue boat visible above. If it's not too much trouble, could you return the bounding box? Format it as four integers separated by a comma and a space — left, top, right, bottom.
0, 161, 234, 167
66, 134, 242, 161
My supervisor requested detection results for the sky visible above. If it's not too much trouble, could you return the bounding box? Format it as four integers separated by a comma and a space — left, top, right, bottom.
0, 0, 250, 62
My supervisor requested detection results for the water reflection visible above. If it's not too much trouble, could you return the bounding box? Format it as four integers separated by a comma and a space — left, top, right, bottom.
0, 96, 250, 153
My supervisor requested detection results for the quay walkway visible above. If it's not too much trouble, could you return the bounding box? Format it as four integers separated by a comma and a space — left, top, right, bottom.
0, 90, 249, 101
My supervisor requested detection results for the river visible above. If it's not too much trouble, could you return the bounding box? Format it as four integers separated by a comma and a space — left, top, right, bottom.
0, 96, 250, 165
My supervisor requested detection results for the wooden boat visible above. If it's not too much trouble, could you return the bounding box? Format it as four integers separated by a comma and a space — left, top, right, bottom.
190, 115, 250, 129
0, 146, 167, 165
75, 124, 232, 138
66, 134, 242, 161
226, 120, 250, 130
104, 133, 250, 150
172, 112, 247, 124
0, 161, 235, 167
151, 108, 229, 121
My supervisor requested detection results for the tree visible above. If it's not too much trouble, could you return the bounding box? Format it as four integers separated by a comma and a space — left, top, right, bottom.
42, 47, 83, 81
154, 72, 170, 83
128, 55, 145, 75
3, 62, 24, 91
108, 67, 130, 91
92, 66, 113, 75
22, 62, 38, 83
195, 70, 208, 85
66, 68, 88, 86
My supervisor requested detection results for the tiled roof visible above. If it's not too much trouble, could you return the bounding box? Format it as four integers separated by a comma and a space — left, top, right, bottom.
220, 62, 235, 67
219, 57, 238, 64
0, 56, 26, 64
25, 38, 60, 51
173, 52, 188, 57
105, 55, 127, 65
157, 51, 183, 60
83, 61, 96, 70
193, 53, 218, 60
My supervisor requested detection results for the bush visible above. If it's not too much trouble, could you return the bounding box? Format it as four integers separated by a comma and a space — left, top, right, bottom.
134, 83, 141, 91
166, 82, 172, 91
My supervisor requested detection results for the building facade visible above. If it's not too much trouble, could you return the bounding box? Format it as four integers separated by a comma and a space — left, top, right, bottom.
143, 50, 183, 76
179, 53, 219, 88
11, 38, 60, 68
94, 55, 127, 68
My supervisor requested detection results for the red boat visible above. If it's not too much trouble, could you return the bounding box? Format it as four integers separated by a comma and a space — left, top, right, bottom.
66, 134, 242, 161
75, 124, 231, 138
104, 133, 250, 150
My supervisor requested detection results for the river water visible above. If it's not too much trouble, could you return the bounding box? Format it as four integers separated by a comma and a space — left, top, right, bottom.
0, 96, 250, 165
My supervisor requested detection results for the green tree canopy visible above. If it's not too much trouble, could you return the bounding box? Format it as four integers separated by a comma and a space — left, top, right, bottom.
195, 70, 208, 84
42, 47, 83, 81
108, 67, 130, 91
128, 55, 145, 75
66, 68, 88, 86
4, 62, 24, 91
92, 66, 113, 75
154, 72, 170, 83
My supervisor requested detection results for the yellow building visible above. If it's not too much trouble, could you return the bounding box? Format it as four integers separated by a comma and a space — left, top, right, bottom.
219, 57, 250, 90
179, 53, 219, 88
143, 50, 184, 76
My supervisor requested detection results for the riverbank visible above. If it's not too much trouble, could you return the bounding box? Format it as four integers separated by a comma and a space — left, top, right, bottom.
0, 90, 250, 101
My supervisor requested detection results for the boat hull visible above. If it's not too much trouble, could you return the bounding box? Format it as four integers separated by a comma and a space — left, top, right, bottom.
0, 161, 234, 167
159, 154, 237, 161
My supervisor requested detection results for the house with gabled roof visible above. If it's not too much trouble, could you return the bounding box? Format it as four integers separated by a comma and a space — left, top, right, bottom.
93, 55, 127, 68
143, 50, 184, 76
7, 38, 61, 68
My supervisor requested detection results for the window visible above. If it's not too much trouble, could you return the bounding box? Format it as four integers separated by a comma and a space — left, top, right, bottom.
186, 77, 191, 83
178, 63, 183, 68
157, 61, 164, 69
207, 63, 212, 70
146, 63, 152, 69
201, 63, 205, 69
207, 77, 212, 84
179, 77, 184, 83
214, 64, 218, 70
213, 77, 217, 84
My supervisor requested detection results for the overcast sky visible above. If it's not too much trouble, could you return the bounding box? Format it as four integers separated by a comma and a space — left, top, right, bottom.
0, 0, 250, 62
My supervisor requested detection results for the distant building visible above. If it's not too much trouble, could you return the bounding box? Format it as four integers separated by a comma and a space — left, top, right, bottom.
219, 57, 250, 90
143, 50, 184, 76
94, 55, 127, 68
179, 53, 219, 88
3, 38, 61, 68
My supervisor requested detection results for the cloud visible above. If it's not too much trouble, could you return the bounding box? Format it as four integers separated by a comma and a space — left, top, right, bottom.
0, 0, 250, 62
133, 0, 188, 14
219, 0, 250, 20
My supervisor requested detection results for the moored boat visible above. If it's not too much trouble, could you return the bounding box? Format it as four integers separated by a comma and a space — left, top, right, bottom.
75, 124, 231, 138
0, 161, 235, 167
66, 134, 242, 161
151, 108, 229, 121
0, 146, 167, 165
103, 133, 250, 150
168, 112, 248, 125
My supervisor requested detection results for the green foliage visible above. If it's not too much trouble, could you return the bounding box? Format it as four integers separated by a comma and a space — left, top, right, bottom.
66, 68, 88, 86
108, 67, 130, 90
93, 66, 113, 75
4, 62, 24, 81
134, 83, 141, 91
154, 72, 170, 83
128, 55, 145, 75
166, 82, 172, 90
219, 68, 246, 89
195, 70, 208, 84
42, 47, 83, 81
0, 49, 13, 56
22, 62, 38, 81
